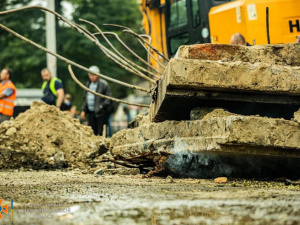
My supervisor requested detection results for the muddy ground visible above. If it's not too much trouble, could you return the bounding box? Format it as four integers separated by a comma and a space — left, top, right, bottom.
1, 171, 300, 225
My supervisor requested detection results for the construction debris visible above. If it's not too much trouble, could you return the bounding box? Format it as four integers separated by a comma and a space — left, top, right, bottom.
0, 38, 299, 179
0, 102, 109, 170
111, 108, 300, 178
214, 177, 228, 183
285, 179, 300, 186
151, 43, 300, 122
177, 43, 300, 66
109, 44, 300, 178
166, 175, 174, 183
294, 109, 300, 123
111, 109, 300, 160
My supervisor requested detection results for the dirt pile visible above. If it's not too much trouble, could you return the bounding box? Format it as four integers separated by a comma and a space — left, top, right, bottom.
0, 102, 108, 170
190, 107, 237, 120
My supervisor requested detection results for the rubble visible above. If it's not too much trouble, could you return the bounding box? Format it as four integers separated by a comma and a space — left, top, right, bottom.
0, 102, 109, 170
166, 175, 174, 183
294, 109, 300, 123
190, 107, 235, 120
111, 109, 300, 178
111, 110, 300, 160
165, 58, 300, 94
2, 44, 300, 179
93, 167, 140, 176
214, 177, 228, 183
177, 43, 300, 66
151, 43, 300, 122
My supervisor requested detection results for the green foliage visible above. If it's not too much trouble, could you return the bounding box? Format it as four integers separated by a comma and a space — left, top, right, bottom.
0, 0, 46, 88
0, 0, 145, 108
58, 0, 145, 107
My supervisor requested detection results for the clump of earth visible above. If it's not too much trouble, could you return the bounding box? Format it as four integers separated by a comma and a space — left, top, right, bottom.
0, 102, 109, 170
190, 107, 238, 120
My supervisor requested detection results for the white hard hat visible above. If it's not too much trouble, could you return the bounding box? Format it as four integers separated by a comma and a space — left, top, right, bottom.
88, 65, 100, 74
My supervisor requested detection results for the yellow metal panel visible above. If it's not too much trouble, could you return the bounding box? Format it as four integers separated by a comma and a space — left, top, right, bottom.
209, 0, 300, 45
140, 0, 168, 73
209, 1, 245, 44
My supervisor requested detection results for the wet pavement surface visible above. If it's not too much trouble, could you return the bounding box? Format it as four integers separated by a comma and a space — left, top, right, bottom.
1, 171, 300, 224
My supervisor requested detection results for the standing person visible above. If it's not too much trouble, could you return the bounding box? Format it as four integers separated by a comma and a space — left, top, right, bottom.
81, 65, 113, 136
230, 33, 252, 46
61, 93, 77, 118
41, 68, 64, 109
0, 68, 17, 123
61, 93, 72, 111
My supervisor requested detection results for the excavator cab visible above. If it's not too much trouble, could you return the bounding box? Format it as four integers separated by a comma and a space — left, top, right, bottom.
165, 0, 230, 55
141, 0, 231, 60
141, 0, 300, 65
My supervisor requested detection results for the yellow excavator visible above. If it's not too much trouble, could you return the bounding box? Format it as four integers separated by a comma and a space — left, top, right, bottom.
140, 0, 300, 60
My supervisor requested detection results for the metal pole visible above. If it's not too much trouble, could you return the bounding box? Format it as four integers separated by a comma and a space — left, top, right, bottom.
46, 0, 57, 77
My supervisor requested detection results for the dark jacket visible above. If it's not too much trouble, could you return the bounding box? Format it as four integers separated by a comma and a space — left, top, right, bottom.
82, 78, 113, 117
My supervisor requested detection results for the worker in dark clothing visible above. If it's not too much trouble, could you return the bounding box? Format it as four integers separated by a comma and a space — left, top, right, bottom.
80, 66, 113, 136
230, 33, 252, 46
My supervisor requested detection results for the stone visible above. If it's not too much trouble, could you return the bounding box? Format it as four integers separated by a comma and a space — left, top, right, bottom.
294, 109, 300, 123
104, 168, 140, 175
47, 148, 56, 156
1, 120, 11, 129
128, 113, 151, 128
5, 127, 17, 136
166, 175, 174, 183
190, 107, 216, 120
94, 168, 105, 177
54, 152, 65, 161
76, 162, 86, 169
214, 177, 228, 183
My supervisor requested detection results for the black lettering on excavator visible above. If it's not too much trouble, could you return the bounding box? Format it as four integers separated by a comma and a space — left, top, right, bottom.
289, 20, 300, 33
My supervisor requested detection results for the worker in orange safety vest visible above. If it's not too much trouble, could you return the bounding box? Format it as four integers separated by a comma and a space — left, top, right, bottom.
0, 68, 16, 123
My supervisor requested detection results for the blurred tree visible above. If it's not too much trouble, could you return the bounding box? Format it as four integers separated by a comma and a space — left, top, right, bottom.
0, 0, 46, 88
0, 0, 145, 108
59, 0, 145, 107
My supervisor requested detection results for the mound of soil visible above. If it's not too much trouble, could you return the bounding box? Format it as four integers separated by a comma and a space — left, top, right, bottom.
0, 102, 108, 170
202, 108, 239, 119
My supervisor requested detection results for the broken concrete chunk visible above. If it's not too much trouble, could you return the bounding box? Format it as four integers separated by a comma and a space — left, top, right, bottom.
294, 109, 300, 123
151, 44, 300, 122
54, 152, 65, 161
190, 107, 232, 120
111, 112, 300, 161
105, 168, 140, 175
214, 177, 228, 183
169, 58, 300, 94
166, 175, 174, 183
94, 168, 105, 177
5, 127, 16, 136
190, 107, 221, 120
150, 57, 300, 122
128, 113, 150, 128
177, 43, 300, 66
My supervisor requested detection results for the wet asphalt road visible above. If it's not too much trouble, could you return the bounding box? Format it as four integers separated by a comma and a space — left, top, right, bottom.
0, 171, 300, 225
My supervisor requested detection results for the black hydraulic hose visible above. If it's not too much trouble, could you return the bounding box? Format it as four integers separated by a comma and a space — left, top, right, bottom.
266, 7, 270, 44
